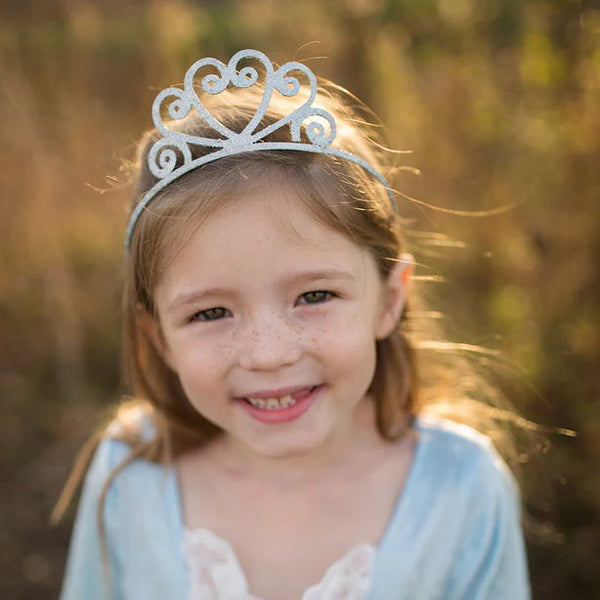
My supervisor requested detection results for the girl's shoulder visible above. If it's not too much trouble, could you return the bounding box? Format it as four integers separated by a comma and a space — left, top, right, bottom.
372, 416, 529, 598
63, 408, 187, 600
410, 414, 518, 498
414, 413, 495, 447
81, 409, 181, 535
83, 406, 172, 503
105, 401, 158, 444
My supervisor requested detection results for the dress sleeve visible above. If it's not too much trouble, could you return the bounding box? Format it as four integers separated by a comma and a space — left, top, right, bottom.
446, 445, 531, 600
60, 437, 125, 600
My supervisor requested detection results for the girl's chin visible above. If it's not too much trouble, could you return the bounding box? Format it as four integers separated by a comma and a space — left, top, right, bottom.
242, 439, 329, 462
229, 424, 333, 462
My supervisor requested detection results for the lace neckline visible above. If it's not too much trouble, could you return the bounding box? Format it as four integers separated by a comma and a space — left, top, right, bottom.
182, 527, 375, 599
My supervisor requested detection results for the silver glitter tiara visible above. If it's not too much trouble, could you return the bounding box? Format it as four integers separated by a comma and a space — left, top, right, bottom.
125, 49, 395, 251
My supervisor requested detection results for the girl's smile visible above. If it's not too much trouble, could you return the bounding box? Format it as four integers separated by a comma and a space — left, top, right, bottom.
234, 384, 324, 424
151, 185, 406, 461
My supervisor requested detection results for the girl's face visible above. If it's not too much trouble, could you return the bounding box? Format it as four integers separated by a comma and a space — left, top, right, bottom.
152, 186, 407, 459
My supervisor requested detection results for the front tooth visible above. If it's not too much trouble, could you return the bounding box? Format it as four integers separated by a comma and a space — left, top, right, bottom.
280, 395, 293, 407
266, 398, 279, 410
248, 397, 267, 408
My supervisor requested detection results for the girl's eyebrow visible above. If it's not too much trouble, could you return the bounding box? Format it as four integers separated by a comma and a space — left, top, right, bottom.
285, 268, 357, 285
166, 287, 233, 314
166, 268, 357, 314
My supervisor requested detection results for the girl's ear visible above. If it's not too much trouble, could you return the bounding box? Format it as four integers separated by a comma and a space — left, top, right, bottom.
376, 253, 414, 340
136, 305, 177, 371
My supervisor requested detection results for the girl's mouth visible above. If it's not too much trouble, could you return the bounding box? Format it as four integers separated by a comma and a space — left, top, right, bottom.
235, 385, 322, 424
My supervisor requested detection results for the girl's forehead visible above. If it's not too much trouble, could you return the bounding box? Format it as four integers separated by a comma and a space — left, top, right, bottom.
155, 187, 376, 291
175, 185, 354, 255
207, 191, 330, 243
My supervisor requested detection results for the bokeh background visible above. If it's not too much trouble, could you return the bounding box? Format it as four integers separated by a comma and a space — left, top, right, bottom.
1, 0, 599, 598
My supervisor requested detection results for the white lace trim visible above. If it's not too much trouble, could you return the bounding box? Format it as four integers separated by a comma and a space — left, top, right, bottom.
183, 527, 375, 600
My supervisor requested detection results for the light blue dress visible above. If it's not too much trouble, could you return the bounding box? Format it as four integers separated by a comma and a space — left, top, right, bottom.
60, 415, 531, 599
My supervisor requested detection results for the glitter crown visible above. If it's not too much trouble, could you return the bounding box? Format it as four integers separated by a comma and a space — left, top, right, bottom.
125, 49, 395, 251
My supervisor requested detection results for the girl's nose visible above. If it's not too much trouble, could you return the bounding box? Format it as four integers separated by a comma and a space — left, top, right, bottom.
237, 312, 303, 371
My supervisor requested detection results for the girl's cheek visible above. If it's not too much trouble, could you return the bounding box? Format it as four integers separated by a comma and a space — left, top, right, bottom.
171, 336, 229, 369
306, 323, 342, 352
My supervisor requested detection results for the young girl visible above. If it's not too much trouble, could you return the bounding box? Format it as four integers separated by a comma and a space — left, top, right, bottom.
56, 49, 531, 599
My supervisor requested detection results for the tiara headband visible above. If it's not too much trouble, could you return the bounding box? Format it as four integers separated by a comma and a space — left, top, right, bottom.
125, 49, 396, 251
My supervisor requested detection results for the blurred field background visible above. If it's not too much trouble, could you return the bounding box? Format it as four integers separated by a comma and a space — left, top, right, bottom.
1, 0, 599, 598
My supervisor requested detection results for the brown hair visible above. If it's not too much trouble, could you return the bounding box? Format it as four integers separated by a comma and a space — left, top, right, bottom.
53, 77, 536, 576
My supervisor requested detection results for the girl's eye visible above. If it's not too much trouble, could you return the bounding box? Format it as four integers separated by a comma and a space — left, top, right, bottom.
298, 290, 334, 305
190, 307, 230, 322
